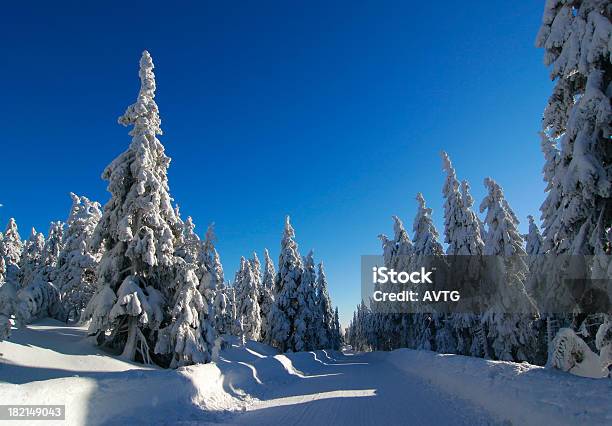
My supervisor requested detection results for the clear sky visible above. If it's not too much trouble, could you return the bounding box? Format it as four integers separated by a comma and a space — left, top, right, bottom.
0, 1, 552, 326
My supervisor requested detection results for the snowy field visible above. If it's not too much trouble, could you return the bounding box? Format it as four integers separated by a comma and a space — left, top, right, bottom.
1, 320, 611, 425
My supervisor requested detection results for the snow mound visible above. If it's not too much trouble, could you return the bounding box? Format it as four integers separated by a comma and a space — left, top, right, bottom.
384, 348, 612, 426
0, 322, 277, 425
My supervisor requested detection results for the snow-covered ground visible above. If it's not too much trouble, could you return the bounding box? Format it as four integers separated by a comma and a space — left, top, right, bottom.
1, 320, 610, 425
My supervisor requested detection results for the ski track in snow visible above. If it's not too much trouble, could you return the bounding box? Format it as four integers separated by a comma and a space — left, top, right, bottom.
218, 350, 495, 426
2, 320, 610, 426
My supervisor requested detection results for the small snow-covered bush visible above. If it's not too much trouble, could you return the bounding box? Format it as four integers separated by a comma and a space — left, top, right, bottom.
548, 328, 608, 379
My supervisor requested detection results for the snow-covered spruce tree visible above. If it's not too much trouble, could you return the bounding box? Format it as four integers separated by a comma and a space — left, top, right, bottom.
412, 193, 445, 261
260, 248, 275, 344
534, 1, 611, 367
351, 300, 374, 352
479, 177, 540, 362
231, 257, 247, 336
251, 251, 262, 286
34, 221, 64, 285
410, 192, 445, 351
379, 216, 413, 350
213, 283, 229, 335
155, 258, 215, 367
225, 286, 238, 336
331, 306, 342, 350
235, 257, 261, 340
248, 251, 267, 340
0, 218, 23, 267
462, 180, 487, 242
199, 223, 218, 286
378, 234, 395, 271
294, 250, 317, 351
177, 217, 224, 335
210, 249, 228, 334
83, 51, 209, 366
196, 223, 221, 338
13, 222, 65, 324
56, 193, 102, 321
535, 0, 611, 255
525, 215, 544, 257
390, 215, 413, 271
177, 216, 201, 269
268, 216, 303, 352
18, 229, 45, 288
442, 153, 485, 257
535, 0, 611, 287
315, 261, 334, 349
441, 151, 485, 357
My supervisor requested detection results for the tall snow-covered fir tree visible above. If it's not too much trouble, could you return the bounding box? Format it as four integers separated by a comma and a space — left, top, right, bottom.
525, 215, 544, 257
0, 218, 22, 267
83, 51, 213, 366
234, 257, 261, 341
260, 248, 275, 344
177, 216, 201, 269
412, 192, 444, 261
155, 258, 215, 367
536, 0, 611, 257
480, 178, 526, 257
250, 251, 262, 286
411, 192, 445, 351
442, 152, 485, 257
249, 252, 265, 339
294, 250, 317, 351
18, 228, 45, 288
37, 222, 65, 283
315, 261, 334, 349
534, 0, 612, 372
199, 223, 215, 286
390, 215, 413, 271
441, 151, 485, 357
211, 248, 227, 333
383, 216, 413, 350
56, 193, 102, 321
196, 223, 221, 338
479, 177, 540, 362
176, 217, 224, 336
332, 306, 342, 350
268, 217, 302, 352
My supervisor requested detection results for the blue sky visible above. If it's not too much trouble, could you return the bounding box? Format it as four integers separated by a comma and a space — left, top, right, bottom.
0, 1, 551, 326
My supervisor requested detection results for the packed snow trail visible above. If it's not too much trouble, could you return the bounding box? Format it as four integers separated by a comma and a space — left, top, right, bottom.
220, 350, 495, 425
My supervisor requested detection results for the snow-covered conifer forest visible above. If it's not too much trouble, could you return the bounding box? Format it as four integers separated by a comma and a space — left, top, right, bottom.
0, 50, 341, 367
347, 0, 612, 380
0, 1, 611, 425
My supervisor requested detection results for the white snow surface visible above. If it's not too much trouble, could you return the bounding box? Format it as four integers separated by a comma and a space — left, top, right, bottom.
1, 320, 611, 425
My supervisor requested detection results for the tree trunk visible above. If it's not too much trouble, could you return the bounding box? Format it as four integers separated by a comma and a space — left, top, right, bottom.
121, 317, 138, 361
